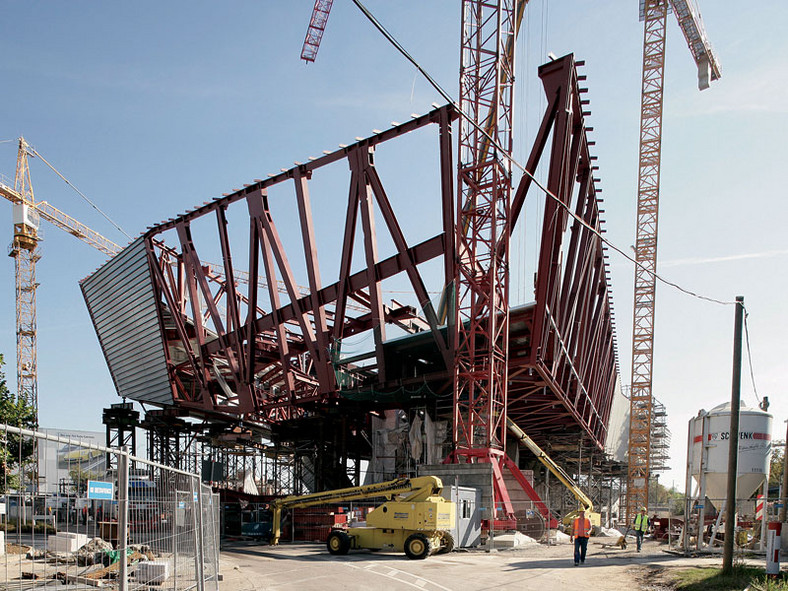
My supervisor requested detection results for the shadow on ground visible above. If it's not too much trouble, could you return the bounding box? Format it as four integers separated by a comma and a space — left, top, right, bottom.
504, 553, 680, 570
223, 543, 417, 563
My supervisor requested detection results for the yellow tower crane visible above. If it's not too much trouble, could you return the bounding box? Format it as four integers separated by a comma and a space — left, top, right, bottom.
0, 137, 122, 418
626, 0, 721, 524
1, 137, 359, 423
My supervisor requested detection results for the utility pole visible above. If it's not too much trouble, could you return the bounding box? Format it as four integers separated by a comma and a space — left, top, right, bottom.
722, 295, 744, 575
780, 420, 788, 523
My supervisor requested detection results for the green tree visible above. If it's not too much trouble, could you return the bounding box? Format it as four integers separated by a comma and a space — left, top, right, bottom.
770, 441, 784, 487
0, 354, 38, 493
650, 479, 685, 515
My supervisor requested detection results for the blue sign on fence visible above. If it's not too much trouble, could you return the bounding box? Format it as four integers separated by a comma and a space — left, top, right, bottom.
87, 480, 114, 500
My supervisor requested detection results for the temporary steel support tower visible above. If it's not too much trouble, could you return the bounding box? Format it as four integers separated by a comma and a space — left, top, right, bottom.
626, 0, 720, 523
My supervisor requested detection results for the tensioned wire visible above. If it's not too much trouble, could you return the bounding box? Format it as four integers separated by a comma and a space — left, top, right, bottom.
351, 0, 764, 403
350, 0, 734, 309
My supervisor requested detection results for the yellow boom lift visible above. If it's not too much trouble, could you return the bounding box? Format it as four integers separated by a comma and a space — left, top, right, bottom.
507, 418, 601, 533
271, 475, 455, 559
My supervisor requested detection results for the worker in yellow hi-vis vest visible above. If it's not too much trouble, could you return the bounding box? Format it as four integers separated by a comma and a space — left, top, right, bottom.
633, 507, 649, 552
571, 510, 592, 566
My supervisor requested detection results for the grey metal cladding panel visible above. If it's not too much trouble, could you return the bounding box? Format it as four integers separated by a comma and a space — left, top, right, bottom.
82, 238, 173, 406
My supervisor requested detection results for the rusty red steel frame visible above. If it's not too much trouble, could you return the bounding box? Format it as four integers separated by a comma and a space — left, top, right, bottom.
142, 106, 458, 425
507, 55, 618, 449
111, 56, 615, 459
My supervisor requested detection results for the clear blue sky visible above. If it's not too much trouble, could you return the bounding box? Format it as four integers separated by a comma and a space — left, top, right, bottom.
1, 1, 786, 491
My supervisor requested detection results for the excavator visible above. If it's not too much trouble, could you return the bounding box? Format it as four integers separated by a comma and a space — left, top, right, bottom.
507, 418, 602, 534
270, 475, 456, 559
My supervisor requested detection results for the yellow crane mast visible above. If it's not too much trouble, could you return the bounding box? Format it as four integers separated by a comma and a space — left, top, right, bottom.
0, 138, 357, 423
0, 137, 122, 418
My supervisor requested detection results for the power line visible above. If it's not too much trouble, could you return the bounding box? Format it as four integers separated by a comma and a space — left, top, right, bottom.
742, 309, 761, 405
25, 145, 132, 240
351, 0, 736, 309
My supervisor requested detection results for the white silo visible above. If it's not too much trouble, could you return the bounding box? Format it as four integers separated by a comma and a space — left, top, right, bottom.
688, 401, 772, 509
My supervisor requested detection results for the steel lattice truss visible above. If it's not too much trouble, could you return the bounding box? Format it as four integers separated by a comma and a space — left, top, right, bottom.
506, 55, 618, 447
452, 0, 516, 460
84, 56, 618, 461
137, 107, 458, 425
10, 140, 39, 415
627, 0, 668, 523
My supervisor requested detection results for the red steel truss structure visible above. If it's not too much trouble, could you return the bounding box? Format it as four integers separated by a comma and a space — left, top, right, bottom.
507, 55, 618, 450
82, 56, 617, 503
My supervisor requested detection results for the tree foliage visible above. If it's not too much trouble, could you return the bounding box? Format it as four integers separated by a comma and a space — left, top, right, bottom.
0, 354, 38, 492
770, 442, 785, 487
650, 479, 685, 515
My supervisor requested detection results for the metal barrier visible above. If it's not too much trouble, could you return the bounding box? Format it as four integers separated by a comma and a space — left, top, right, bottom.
0, 423, 220, 590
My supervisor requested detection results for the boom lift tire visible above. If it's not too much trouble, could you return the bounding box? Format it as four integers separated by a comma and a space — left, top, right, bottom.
436, 530, 454, 554
326, 530, 351, 555
404, 533, 431, 560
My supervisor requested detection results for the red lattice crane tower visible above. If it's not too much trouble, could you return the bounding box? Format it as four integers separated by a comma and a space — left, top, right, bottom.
301, 0, 334, 63
300, 0, 529, 524
626, 0, 720, 523
446, 0, 517, 510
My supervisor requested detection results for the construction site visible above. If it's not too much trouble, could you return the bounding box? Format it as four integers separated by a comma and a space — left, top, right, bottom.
0, 1, 785, 590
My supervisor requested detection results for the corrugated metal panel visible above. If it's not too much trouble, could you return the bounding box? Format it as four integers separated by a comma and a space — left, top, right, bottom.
81, 238, 173, 406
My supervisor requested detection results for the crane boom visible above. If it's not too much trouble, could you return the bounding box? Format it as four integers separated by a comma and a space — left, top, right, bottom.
669, 0, 721, 89
1, 180, 122, 257
301, 0, 334, 63
270, 475, 444, 545
506, 418, 593, 512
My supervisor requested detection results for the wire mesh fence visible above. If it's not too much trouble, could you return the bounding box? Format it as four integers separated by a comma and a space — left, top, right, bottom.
0, 423, 219, 590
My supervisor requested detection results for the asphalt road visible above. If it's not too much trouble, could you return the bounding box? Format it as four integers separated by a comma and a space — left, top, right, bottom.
217, 537, 710, 591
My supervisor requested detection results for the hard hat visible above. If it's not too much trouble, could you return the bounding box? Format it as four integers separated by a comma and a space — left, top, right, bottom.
641, 507, 647, 511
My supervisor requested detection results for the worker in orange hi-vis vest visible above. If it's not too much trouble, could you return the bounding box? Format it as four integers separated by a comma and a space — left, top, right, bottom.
571, 510, 592, 566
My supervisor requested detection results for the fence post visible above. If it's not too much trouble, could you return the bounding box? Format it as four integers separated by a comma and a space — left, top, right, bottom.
213, 493, 220, 591
197, 483, 208, 590
190, 477, 205, 591
118, 445, 129, 591
173, 489, 178, 586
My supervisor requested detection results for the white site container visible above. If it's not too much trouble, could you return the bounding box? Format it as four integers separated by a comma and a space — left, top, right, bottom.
689, 401, 772, 504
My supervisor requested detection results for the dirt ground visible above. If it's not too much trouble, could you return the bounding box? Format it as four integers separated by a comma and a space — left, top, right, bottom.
217, 536, 763, 591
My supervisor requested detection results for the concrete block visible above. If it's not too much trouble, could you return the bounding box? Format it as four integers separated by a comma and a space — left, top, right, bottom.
48, 532, 88, 553
136, 560, 170, 583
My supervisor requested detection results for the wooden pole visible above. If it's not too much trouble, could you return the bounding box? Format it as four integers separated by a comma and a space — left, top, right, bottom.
780, 420, 788, 523
722, 296, 744, 575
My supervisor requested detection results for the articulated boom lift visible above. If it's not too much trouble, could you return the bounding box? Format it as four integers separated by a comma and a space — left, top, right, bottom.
271, 476, 455, 559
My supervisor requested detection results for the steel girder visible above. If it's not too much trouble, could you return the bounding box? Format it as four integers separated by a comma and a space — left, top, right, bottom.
142, 106, 458, 426
505, 55, 618, 450
93, 56, 617, 455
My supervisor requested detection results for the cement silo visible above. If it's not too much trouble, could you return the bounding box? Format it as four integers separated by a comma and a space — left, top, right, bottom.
688, 401, 772, 508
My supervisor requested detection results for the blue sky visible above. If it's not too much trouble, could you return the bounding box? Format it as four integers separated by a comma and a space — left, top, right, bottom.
1, 1, 786, 491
